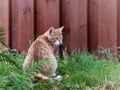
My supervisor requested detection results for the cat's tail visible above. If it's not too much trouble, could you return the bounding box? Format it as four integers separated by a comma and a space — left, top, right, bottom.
32, 73, 50, 81
31, 74, 63, 82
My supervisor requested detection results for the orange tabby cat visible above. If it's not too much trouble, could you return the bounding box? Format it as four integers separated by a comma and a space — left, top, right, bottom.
23, 26, 64, 80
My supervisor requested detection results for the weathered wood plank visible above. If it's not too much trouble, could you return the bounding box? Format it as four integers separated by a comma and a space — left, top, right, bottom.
0, 0, 9, 48
17, 0, 34, 52
98, 0, 117, 53
61, 0, 88, 53
35, 0, 60, 35
117, 0, 120, 48
88, 0, 117, 54
88, 0, 99, 51
10, 0, 19, 49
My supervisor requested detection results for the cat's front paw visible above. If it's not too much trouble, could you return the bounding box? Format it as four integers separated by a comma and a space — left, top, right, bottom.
52, 73, 56, 77
50, 75, 62, 83
54, 75, 62, 81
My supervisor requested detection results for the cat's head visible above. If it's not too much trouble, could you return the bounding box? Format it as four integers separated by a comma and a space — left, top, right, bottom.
47, 26, 64, 46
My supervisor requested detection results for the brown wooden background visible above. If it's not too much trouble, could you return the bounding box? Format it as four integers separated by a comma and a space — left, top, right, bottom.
0, 0, 119, 53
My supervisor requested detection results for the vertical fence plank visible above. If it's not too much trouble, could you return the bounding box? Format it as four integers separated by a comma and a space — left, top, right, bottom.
61, 0, 88, 53
17, 0, 34, 52
10, 0, 19, 49
98, 0, 117, 53
88, 0, 99, 51
88, 0, 117, 54
35, 0, 59, 35
118, 0, 120, 48
0, 0, 9, 48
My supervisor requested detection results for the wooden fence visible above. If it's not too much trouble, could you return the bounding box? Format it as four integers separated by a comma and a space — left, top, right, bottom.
0, 0, 119, 54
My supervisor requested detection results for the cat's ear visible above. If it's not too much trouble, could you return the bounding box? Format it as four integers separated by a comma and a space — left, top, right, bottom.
49, 27, 54, 35
60, 26, 64, 33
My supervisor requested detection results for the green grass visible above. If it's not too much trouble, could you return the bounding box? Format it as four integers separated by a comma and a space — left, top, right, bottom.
0, 50, 120, 90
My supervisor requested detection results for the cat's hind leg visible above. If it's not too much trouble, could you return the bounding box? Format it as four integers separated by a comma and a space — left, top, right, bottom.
23, 55, 32, 70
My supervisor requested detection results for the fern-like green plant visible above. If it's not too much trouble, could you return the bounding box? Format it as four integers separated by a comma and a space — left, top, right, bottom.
0, 50, 120, 90
0, 27, 7, 47
0, 51, 21, 70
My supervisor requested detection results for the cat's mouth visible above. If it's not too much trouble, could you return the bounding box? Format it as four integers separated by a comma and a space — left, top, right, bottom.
54, 40, 62, 46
